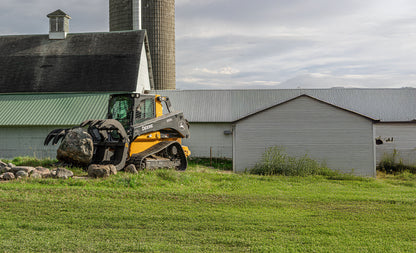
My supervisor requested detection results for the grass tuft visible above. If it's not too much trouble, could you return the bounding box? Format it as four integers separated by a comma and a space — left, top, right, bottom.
377, 149, 416, 174
250, 147, 337, 177
188, 157, 232, 171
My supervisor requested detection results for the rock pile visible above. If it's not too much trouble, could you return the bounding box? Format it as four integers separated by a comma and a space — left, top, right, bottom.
0, 160, 74, 181
0, 159, 140, 181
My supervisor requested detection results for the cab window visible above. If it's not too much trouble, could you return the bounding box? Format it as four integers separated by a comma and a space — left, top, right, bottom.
109, 96, 132, 130
134, 98, 155, 124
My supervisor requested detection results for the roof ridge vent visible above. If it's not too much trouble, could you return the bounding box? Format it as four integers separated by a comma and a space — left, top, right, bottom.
47, 9, 71, 40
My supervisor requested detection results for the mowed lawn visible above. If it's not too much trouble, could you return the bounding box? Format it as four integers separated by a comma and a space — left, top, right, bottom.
0, 165, 415, 252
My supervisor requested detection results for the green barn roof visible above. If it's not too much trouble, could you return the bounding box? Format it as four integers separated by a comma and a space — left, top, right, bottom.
0, 93, 110, 126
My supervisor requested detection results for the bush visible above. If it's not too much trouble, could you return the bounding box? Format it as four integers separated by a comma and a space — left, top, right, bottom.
377, 150, 416, 174
250, 147, 336, 177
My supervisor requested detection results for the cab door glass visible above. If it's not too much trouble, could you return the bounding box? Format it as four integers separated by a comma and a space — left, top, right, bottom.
109, 97, 132, 129
135, 98, 155, 124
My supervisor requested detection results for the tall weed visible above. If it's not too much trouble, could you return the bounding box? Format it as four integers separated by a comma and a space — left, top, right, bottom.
377, 149, 416, 174
250, 147, 336, 177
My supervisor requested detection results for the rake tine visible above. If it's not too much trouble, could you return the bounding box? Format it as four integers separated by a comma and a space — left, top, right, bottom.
44, 129, 65, 145
52, 130, 67, 145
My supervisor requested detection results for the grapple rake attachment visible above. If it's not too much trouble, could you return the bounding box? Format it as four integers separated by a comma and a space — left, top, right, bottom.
44, 128, 71, 146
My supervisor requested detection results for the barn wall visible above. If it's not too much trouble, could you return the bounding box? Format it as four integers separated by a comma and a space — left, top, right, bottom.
234, 96, 376, 177
183, 123, 233, 159
0, 126, 65, 159
375, 123, 416, 166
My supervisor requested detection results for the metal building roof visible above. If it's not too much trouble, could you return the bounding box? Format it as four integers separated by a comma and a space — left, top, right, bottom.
153, 89, 416, 123
0, 93, 109, 126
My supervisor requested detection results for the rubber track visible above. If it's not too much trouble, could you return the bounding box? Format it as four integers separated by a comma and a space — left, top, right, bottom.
128, 141, 187, 171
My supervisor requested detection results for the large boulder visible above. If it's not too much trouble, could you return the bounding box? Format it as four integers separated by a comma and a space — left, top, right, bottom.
57, 128, 93, 166
87, 164, 117, 178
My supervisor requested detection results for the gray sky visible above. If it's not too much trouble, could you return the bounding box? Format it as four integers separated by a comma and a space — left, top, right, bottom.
1, 0, 416, 89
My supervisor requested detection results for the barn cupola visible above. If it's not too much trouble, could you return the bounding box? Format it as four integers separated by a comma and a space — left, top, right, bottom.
47, 9, 71, 40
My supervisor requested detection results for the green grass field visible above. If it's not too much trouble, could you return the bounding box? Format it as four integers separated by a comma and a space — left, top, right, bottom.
0, 161, 415, 252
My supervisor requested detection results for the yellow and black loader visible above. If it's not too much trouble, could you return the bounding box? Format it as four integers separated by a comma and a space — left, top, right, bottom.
45, 93, 190, 170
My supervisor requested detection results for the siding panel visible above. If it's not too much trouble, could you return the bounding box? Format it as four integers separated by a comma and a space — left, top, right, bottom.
375, 123, 416, 165
183, 123, 233, 158
234, 96, 376, 177
0, 126, 67, 159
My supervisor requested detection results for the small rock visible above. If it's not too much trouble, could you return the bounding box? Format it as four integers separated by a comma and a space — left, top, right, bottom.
15, 170, 29, 179
8, 163, 15, 168
124, 164, 138, 174
88, 164, 113, 178
0, 166, 11, 174
11, 166, 35, 174
0, 160, 7, 169
109, 165, 117, 175
30, 172, 42, 179
54, 168, 74, 179
34, 167, 52, 178
2, 172, 15, 181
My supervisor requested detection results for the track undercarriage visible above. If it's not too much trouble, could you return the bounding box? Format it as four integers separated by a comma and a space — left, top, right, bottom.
127, 141, 187, 171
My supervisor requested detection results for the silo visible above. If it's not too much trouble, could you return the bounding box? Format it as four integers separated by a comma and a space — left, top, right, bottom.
109, 0, 176, 90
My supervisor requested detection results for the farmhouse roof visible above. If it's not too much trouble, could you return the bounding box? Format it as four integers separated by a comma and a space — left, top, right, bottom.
153, 89, 416, 123
0, 30, 154, 93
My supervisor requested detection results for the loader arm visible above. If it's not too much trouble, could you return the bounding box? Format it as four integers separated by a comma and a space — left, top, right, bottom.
131, 111, 190, 140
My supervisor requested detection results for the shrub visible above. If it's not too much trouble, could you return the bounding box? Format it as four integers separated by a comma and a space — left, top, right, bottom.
377, 150, 416, 174
250, 147, 336, 177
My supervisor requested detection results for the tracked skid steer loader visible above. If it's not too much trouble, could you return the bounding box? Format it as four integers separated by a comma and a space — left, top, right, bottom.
45, 93, 190, 171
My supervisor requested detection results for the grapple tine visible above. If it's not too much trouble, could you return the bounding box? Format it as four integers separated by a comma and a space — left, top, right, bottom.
80, 120, 92, 127
44, 129, 66, 145
88, 120, 103, 128
52, 130, 67, 145
96, 119, 128, 138
44, 134, 55, 146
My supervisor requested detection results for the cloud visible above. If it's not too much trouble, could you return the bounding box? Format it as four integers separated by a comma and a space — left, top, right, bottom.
1, 0, 416, 90
175, 0, 416, 89
195, 67, 240, 75
0, 0, 107, 34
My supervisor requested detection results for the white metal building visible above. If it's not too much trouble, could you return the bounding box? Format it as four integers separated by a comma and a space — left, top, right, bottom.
233, 95, 376, 176
155, 89, 416, 176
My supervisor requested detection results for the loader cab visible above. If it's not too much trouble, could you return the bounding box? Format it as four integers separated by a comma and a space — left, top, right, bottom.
108, 93, 164, 131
